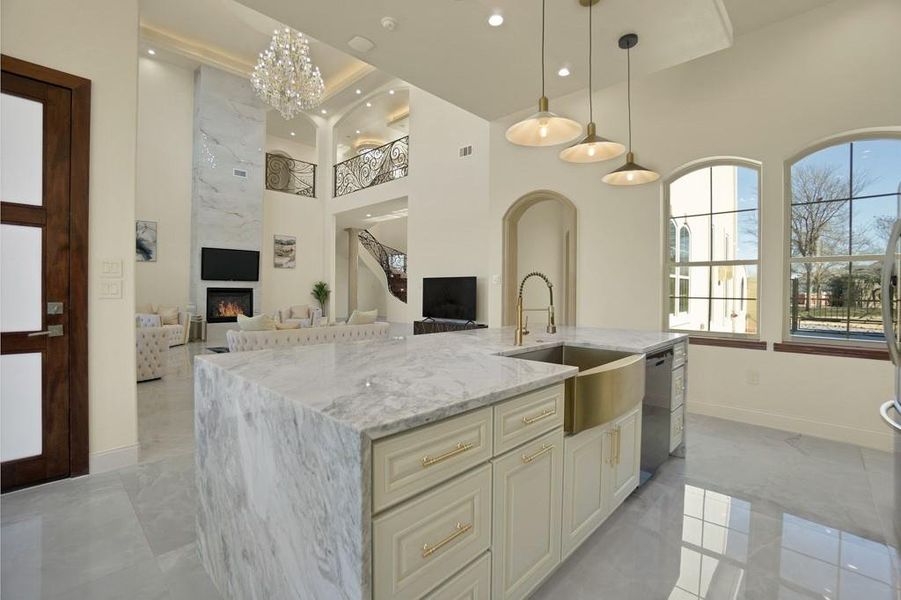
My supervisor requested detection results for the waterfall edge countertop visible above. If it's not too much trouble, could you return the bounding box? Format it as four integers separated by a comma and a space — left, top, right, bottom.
193, 326, 687, 600
194, 325, 687, 441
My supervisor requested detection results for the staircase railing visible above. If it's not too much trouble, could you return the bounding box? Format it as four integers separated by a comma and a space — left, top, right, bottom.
358, 229, 407, 303
266, 153, 316, 197
334, 136, 409, 197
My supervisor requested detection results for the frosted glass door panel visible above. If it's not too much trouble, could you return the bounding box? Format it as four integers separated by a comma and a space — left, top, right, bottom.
1, 93, 43, 206
1, 353, 43, 461
1, 224, 42, 332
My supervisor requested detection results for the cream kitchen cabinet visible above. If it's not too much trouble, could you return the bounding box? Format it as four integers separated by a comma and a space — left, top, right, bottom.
491, 428, 564, 600
561, 404, 642, 559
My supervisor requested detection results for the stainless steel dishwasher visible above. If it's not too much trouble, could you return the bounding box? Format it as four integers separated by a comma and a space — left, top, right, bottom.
640, 348, 680, 484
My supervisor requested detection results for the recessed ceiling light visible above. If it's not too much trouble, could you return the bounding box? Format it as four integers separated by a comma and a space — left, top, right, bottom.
366, 102, 372, 107
355, 89, 362, 95
147, 49, 156, 55
366, 213, 372, 217
388, 89, 395, 95
488, 14, 504, 27
290, 131, 296, 136
356, 130, 361, 134
320, 109, 327, 114
557, 66, 571, 77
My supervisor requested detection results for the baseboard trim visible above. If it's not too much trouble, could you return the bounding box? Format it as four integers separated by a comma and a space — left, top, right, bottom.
89, 444, 139, 474
688, 401, 893, 452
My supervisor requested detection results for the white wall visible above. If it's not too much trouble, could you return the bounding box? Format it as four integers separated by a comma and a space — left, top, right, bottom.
407, 88, 492, 323
135, 57, 193, 310
487, 0, 901, 450
261, 135, 325, 315
516, 200, 566, 328
1, 0, 140, 470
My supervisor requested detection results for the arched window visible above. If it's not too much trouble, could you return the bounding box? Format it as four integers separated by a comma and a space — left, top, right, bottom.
665, 160, 760, 336
786, 135, 901, 342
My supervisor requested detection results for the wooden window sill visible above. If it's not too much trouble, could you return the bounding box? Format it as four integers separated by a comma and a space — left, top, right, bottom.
773, 341, 889, 361
689, 337, 767, 350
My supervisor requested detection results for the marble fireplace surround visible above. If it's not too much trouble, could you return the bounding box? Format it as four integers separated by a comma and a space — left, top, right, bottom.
190, 65, 265, 335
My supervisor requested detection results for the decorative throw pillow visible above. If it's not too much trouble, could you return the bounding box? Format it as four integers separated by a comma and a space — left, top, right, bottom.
347, 309, 378, 325
275, 321, 301, 330
290, 304, 311, 319
135, 303, 155, 315
157, 305, 179, 326
237, 313, 277, 331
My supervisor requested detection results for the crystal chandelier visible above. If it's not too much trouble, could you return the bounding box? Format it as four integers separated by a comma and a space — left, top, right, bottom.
251, 27, 325, 120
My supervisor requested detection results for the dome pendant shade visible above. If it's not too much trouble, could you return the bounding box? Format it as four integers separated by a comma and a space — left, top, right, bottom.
601, 152, 661, 185
559, 122, 625, 163
505, 96, 583, 147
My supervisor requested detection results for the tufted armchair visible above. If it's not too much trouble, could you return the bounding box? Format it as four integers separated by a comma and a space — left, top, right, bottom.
136, 326, 167, 382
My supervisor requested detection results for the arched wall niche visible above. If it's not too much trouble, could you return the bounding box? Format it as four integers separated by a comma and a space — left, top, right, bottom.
502, 190, 577, 327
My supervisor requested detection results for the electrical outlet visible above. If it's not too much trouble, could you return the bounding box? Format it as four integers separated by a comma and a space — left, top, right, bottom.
747, 370, 760, 385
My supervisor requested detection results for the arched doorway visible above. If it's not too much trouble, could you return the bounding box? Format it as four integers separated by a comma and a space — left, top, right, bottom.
502, 190, 577, 326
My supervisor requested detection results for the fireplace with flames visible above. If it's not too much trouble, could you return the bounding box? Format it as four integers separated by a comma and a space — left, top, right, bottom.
206, 287, 253, 323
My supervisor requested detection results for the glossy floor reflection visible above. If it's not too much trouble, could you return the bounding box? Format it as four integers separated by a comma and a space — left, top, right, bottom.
1, 344, 898, 599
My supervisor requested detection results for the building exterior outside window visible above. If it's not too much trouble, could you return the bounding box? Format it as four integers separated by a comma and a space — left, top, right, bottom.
665, 162, 760, 337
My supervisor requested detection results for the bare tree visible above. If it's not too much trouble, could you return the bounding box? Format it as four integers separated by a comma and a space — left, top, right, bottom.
790, 163, 871, 310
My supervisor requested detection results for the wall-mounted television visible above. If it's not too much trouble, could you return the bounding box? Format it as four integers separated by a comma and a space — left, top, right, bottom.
201, 247, 260, 282
422, 276, 477, 321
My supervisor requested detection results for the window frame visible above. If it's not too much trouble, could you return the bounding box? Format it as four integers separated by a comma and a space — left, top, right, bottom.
662, 157, 763, 340
782, 130, 901, 348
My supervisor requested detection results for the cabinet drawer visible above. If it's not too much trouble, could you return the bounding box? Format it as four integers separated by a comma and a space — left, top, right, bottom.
493, 383, 564, 456
424, 552, 491, 600
670, 406, 685, 453
373, 407, 492, 513
671, 365, 685, 411
673, 341, 687, 367
373, 465, 492, 600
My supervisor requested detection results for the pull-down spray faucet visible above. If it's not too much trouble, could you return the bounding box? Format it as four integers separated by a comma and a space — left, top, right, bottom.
515, 272, 557, 346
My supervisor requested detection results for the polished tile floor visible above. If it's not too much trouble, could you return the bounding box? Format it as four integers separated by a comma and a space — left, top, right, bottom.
1, 344, 898, 599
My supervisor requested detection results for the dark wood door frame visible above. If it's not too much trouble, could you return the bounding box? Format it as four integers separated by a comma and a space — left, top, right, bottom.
1, 55, 90, 486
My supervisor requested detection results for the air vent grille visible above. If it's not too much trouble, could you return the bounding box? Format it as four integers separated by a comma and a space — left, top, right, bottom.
459, 145, 473, 158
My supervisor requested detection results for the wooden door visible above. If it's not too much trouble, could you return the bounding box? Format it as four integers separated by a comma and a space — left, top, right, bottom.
1, 56, 89, 492
491, 429, 563, 600
610, 406, 642, 507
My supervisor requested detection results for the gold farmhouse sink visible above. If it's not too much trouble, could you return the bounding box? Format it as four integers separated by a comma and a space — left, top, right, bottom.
511, 346, 646, 434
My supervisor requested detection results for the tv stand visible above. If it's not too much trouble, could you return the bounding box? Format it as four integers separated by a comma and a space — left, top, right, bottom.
413, 319, 487, 335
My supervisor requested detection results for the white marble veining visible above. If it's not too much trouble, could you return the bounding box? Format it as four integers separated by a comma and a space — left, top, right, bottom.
190, 65, 266, 313
194, 326, 686, 600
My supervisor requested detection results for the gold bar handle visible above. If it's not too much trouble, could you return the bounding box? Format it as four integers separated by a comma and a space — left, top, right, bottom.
606, 430, 615, 465
421, 442, 473, 468
522, 408, 555, 425
422, 521, 472, 558
521, 443, 554, 464
614, 427, 621, 465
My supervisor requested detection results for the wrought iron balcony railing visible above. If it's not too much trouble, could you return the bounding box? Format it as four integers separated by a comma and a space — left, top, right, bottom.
358, 229, 407, 303
266, 153, 316, 197
334, 136, 409, 198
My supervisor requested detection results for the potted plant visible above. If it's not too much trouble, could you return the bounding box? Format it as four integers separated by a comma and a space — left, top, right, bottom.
311, 281, 331, 318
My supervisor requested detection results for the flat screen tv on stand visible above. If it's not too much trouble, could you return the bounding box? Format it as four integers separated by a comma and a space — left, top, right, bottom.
422, 276, 477, 323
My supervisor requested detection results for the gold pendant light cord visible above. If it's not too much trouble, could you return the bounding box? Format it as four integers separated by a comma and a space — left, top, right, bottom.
626, 45, 632, 153
541, 0, 546, 98
588, 0, 593, 123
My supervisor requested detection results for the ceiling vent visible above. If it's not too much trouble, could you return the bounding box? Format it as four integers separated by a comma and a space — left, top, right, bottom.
459, 145, 473, 158
347, 36, 375, 54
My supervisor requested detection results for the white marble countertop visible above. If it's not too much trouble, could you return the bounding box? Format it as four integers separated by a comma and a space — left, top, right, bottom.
196, 326, 686, 440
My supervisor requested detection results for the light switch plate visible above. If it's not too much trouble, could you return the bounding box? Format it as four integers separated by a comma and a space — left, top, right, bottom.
101, 259, 123, 278
100, 279, 123, 299
491, 274, 501, 285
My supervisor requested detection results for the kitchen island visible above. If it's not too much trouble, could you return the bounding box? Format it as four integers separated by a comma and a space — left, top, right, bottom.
194, 326, 686, 600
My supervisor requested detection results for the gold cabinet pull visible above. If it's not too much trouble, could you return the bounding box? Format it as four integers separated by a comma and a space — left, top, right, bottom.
421, 442, 473, 468
521, 443, 554, 464
522, 408, 555, 425
422, 521, 472, 558
614, 427, 621, 465
606, 430, 615, 465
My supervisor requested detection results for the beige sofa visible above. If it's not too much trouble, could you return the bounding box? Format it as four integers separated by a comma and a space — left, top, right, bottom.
136, 326, 167, 382
135, 305, 190, 347
226, 322, 390, 353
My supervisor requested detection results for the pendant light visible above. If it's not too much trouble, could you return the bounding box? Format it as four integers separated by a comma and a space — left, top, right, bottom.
559, 0, 624, 163
602, 33, 660, 185
505, 0, 582, 147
